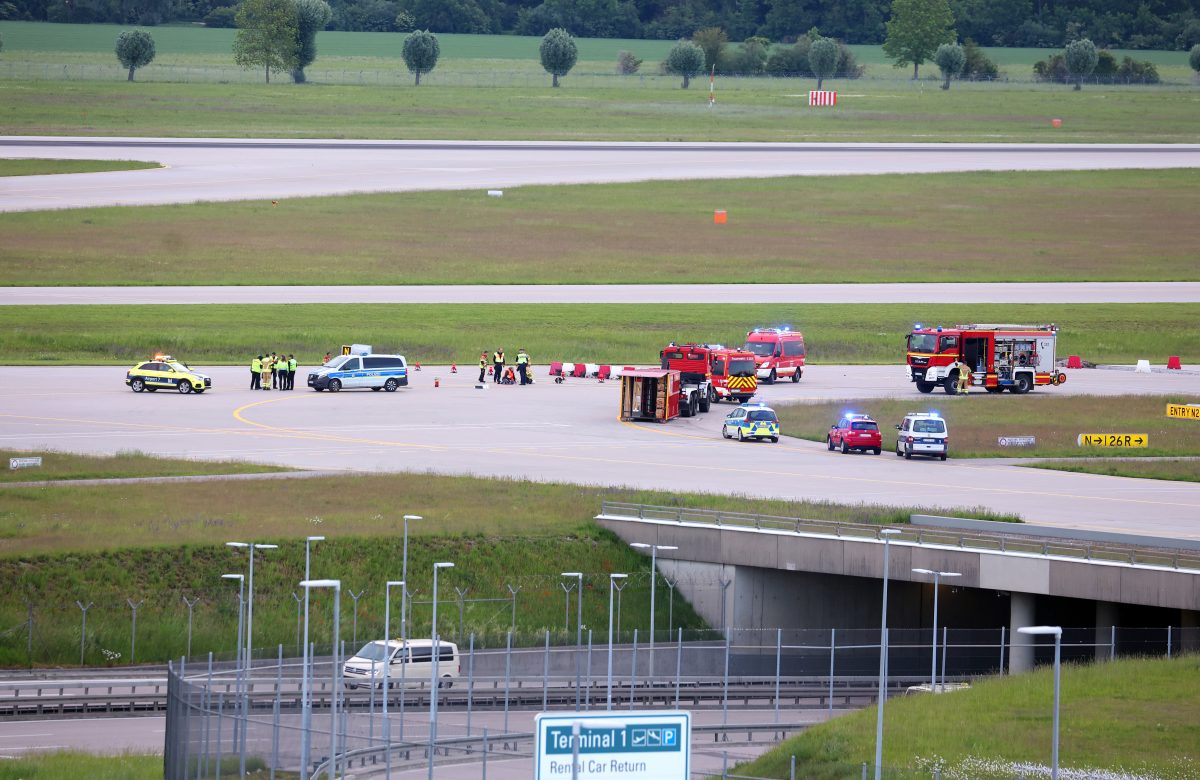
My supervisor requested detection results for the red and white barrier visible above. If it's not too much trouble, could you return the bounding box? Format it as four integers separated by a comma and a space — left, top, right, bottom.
809, 90, 837, 106
548, 362, 614, 380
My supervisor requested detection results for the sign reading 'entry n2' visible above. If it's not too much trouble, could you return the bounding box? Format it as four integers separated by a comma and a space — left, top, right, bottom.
535, 711, 690, 780
1077, 433, 1148, 448
1166, 403, 1200, 420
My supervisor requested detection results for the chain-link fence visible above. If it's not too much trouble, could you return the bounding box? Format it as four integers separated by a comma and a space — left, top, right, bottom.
160, 623, 1199, 779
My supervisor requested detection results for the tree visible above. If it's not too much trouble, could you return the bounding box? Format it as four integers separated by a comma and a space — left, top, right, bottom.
402, 29, 439, 85
539, 27, 576, 88
691, 26, 727, 74
115, 29, 155, 82
233, 0, 299, 83
663, 39, 704, 88
808, 37, 838, 89
1189, 44, 1200, 75
1063, 37, 1098, 90
616, 50, 642, 75
291, 0, 332, 83
405, 0, 491, 34
934, 42, 964, 89
882, 0, 955, 79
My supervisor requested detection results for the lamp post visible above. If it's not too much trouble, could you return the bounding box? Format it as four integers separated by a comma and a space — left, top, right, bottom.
606, 573, 628, 711
912, 568, 961, 692
226, 541, 278, 670
1018, 625, 1063, 780
300, 535, 324, 777
300, 579, 341, 780
429, 562, 454, 780
630, 543, 677, 682
873, 528, 901, 780
400, 515, 421, 645
383, 580, 404, 722
221, 574, 245, 778
562, 572, 584, 711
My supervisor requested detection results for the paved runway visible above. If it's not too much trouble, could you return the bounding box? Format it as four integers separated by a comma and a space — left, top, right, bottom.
5, 281, 1200, 306
3, 138, 1199, 212
3, 365, 1198, 540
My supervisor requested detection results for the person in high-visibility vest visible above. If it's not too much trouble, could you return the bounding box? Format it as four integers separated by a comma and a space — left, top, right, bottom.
954, 361, 970, 394
251, 355, 262, 390
478, 352, 488, 383
493, 349, 505, 384
287, 355, 297, 390
262, 354, 273, 390
516, 349, 530, 385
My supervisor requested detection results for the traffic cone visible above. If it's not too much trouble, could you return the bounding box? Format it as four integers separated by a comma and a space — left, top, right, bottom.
434, 377, 440, 388
415, 361, 422, 371
451, 363, 457, 373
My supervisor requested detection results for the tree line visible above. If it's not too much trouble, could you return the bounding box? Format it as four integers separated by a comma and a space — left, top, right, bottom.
4, 0, 1198, 51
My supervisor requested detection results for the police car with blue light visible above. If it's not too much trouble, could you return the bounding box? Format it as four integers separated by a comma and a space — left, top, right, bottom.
721, 402, 780, 443
308, 345, 409, 393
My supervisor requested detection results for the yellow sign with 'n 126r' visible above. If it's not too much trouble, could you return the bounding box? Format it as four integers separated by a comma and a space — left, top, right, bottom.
1166, 403, 1200, 420
1077, 433, 1148, 448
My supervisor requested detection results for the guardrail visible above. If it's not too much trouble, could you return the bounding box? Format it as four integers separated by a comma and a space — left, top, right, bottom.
598, 502, 1200, 572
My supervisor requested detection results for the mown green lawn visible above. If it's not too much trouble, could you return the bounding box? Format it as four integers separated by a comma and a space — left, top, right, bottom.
3, 170, 1197, 287
0, 448, 291, 482
738, 655, 1200, 779
0, 752, 162, 780
0, 158, 160, 176
0, 303, 1195, 366
776, 395, 1200, 460
1027, 457, 1200, 482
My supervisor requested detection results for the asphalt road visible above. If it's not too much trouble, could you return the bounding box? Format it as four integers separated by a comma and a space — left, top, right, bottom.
3, 138, 1199, 212
3, 365, 1198, 540
5, 281, 1200, 305
0, 715, 165, 756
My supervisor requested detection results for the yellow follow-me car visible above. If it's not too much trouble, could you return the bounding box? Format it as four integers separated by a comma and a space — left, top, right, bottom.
125, 355, 212, 394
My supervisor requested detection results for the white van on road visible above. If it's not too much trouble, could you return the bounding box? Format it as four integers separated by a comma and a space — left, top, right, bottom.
342, 638, 460, 690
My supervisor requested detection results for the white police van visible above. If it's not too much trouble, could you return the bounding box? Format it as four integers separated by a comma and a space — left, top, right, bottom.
308, 347, 408, 393
895, 412, 948, 460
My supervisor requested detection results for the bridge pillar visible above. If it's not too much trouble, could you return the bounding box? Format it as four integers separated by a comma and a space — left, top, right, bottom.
1009, 591, 1035, 674
1095, 601, 1118, 660
1182, 609, 1200, 652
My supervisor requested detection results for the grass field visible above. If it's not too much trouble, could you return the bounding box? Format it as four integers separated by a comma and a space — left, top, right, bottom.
0, 448, 291, 482
775, 395, 1200, 460
0, 468, 1012, 666
1027, 457, 1200, 482
0, 158, 160, 176
0, 752, 161, 780
0, 303, 1195, 366
736, 655, 1200, 779
3, 170, 1197, 287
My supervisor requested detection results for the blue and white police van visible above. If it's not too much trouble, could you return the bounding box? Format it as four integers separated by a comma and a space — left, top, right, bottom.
308, 345, 408, 393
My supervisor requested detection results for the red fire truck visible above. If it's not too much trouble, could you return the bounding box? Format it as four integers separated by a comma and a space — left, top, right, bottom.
743, 328, 805, 384
659, 344, 715, 416
905, 323, 1066, 395
660, 343, 760, 408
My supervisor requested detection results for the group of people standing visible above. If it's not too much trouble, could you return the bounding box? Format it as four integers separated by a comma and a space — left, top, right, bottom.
479, 348, 531, 385
250, 353, 298, 390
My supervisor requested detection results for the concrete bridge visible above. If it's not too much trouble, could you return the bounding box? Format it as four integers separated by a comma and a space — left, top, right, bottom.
597, 503, 1200, 673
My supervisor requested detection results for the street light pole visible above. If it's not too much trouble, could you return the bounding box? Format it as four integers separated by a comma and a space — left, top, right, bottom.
912, 568, 961, 692
400, 515, 421, 646
384, 580, 403, 722
300, 579, 341, 780
226, 541, 278, 672
873, 528, 901, 780
429, 562, 454, 780
606, 573, 627, 711
221, 574, 245, 776
562, 572, 584, 712
1018, 625, 1063, 780
630, 543, 677, 683
300, 535, 324, 777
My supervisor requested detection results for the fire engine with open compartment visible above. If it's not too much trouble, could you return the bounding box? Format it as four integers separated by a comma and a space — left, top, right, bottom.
905, 323, 1066, 395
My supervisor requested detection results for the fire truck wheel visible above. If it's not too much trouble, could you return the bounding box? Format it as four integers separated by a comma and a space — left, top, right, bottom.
827, 436, 835, 451
916, 381, 935, 394
840, 440, 850, 454
791, 369, 801, 383
699, 393, 711, 413
943, 375, 959, 395
1014, 376, 1033, 394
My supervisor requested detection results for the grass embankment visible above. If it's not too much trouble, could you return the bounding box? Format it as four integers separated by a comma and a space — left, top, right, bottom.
0, 303, 1195, 366
0, 159, 160, 177
1, 78, 1197, 142
0, 449, 292, 482
776, 395, 1200, 463
1027, 458, 1200, 482
737, 655, 1200, 779
0, 470, 1009, 666
0, 752, 160, 780
3, 170, 1197, 286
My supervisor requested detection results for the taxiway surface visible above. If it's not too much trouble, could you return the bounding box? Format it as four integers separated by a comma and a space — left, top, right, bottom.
2, 365, 1197, 540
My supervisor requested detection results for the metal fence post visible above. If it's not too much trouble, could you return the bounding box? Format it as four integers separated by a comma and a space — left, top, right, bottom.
127, 599, 144, 665
543, 629, 551, 712
1110, 625, 1116, 660
629, 629, 638, 710
674, 627, 682, 710
940, 625, 948, 689
503, 630, 512, 734
722, 631, 731, 726
999, 626, 1006, 676
790, 755, 796, 780
215, 696, 224, 780
201, 652, 212, 780
25, 600, 33, 668
1167, 625, 1172, 659
271, 644, 281, 780
829, 628, 836, 716
507, 585, 520, 633
774, 628, 782, 724
467, 632, 475, 736
722, 750, 728, 779
76, 601, 93, 667
482, 728, 488, 779
586, 630, 593, 711
291, 593, 302, 654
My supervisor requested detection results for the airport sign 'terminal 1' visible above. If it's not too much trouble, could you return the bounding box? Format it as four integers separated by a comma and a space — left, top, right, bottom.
534, 711, 690, 779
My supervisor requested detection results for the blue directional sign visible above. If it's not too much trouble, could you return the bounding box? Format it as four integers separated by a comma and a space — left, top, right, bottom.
535, 711, 690, 779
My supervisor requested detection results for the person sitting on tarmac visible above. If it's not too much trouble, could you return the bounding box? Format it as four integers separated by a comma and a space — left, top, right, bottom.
503, 366, 517, 385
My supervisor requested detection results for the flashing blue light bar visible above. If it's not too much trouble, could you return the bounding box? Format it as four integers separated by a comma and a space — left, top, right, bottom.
913, 323, 923, 330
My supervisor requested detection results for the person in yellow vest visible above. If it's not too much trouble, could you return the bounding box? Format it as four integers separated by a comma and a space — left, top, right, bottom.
493, 349, 505, 385
287, 354, 297, 390
516, 349, 530, 385
478, 351, 488, 383
251, 355, 262, 390
954, 361, 971, 394
262, 353, 273, 390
